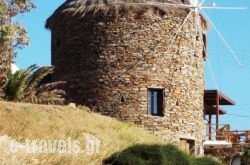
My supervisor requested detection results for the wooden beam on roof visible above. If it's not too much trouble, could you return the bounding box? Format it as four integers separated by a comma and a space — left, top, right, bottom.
204, 90, 236, 105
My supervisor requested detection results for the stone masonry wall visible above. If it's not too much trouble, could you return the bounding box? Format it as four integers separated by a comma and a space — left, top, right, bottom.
50, 9, 205, 154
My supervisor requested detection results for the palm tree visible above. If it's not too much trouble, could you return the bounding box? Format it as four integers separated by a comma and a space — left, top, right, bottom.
4, 64, 66, 105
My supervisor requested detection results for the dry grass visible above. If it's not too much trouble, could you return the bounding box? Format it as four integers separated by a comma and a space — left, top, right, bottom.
0, 101, 162, 164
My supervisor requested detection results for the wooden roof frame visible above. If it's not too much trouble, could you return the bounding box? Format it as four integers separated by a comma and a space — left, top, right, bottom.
204, 90, 236, 106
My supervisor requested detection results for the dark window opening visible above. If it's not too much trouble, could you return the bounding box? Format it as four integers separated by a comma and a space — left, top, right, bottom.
148, 88, 164, 116
181, 0, 191, 4
120, 95, 126, 103
202, 33, 207, 58
180, 138, 195, 154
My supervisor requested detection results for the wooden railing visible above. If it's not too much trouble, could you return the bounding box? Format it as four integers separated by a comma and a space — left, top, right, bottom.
205, 124, 230, 141
205, 124, 250, 144
230, 130, 250, 144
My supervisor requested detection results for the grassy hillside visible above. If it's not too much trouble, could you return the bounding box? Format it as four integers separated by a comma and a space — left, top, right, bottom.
0, 101, 222, 165
0, 101, 163, 164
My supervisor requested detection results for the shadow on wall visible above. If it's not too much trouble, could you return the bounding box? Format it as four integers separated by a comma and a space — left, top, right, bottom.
102, 144, 221, 165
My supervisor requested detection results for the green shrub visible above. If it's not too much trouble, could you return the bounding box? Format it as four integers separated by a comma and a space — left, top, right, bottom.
193, 156, 221, 165
241, 147, 250, 165
103, 144, 222, 165
103, 144, 192, 165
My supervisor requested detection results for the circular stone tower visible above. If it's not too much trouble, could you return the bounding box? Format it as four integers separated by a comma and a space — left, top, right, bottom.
46, 0, 208, 154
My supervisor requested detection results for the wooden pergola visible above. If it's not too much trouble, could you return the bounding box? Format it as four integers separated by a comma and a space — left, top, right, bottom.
204, 90, 236, 139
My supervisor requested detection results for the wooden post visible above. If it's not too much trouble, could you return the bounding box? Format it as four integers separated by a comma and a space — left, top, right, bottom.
208, 114, 212, 140
216, 91, 219, 131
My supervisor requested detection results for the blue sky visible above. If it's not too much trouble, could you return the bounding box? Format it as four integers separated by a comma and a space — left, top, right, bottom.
203, 0, 250, 131
15, 0, 250, 130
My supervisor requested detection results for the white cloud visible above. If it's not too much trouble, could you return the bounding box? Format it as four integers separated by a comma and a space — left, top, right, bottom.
11, 63, 19, 74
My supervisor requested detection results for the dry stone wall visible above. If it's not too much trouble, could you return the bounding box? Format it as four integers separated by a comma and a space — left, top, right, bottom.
50, 9, 205, 154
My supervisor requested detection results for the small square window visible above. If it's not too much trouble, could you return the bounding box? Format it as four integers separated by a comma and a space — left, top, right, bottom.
148, 88, 164, 116
180, 138, 195, 154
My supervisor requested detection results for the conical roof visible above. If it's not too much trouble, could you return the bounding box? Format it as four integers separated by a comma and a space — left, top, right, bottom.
46, 0, 208, 30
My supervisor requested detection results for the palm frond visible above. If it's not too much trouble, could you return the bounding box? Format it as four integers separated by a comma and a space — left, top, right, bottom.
4, 64, 66, 105
36, 81, 66, 95
36, 89, 66, 105
4, 69, 29, 101
15, 64, 39, 100
25, 66, 54, 90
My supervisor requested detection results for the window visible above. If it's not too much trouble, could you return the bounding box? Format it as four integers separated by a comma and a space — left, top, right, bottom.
148, 88, 164, 116
120, 95, 126, 103
202, 33, 207, 58
180, 138, 195, 154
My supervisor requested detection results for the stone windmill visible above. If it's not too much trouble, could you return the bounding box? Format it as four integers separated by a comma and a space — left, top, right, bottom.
46, 0, 209, 154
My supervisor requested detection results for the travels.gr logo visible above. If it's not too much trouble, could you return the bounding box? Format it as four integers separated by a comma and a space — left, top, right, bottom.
9, 133, 101, 155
